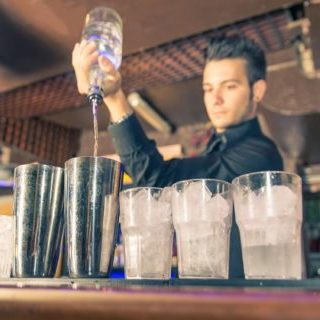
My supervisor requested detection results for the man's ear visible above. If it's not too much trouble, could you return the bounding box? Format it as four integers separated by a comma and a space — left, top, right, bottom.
252, 79, 267, 103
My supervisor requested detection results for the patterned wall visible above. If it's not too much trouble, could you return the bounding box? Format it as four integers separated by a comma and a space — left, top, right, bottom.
0, 117, 80, 166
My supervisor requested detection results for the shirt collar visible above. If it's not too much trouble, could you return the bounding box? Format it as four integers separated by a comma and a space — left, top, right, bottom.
205, 117, 262, 154
221, 117, 262, 145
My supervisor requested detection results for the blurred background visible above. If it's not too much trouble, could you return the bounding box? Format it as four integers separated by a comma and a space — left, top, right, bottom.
1, 0, 320, 276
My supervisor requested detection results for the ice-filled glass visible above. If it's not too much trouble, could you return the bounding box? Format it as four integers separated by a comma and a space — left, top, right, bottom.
172, 179, 233, 278
0, 215, 13, 278
232, 171, 303, 279
120, 187, 173, 279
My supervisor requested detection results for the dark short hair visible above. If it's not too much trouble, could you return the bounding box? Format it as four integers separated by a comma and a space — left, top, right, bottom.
205, 34, 266, 85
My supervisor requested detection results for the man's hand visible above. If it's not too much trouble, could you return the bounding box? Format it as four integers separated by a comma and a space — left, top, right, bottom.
72, 40, 121, 96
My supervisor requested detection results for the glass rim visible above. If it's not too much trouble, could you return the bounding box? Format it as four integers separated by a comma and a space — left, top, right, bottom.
172, 178, 231, 189
64, 156, 122, 166
232, 170, 301, 185
86, 6, 123, 28
120, 186, 164, 195
14, 163, 63, 172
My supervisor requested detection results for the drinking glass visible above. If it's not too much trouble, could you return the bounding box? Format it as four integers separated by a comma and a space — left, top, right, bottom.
172, 179, 233, 278
232, 171, 304, 279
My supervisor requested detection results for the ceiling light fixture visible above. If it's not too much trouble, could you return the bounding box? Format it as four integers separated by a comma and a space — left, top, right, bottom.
127, 92, 173, 134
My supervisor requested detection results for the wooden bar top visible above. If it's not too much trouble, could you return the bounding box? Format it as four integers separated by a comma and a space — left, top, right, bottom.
0, 279, 320, 320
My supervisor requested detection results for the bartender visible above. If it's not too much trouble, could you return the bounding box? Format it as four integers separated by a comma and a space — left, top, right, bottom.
72, 34, 283, 278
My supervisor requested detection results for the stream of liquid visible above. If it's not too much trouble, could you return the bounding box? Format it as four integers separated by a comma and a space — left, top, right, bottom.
92, 100, 99, 157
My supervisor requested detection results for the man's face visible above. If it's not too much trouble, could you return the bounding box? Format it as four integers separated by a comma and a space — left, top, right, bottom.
203, 58, 257, 133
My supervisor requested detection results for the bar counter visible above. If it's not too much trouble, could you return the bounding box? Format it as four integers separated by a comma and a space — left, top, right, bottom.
1, 279, 320, 319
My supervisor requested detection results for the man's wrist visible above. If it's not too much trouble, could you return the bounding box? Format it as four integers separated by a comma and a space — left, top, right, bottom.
103, 89, 134, 123
103, 89, 124, 104
110, 111, 134, 125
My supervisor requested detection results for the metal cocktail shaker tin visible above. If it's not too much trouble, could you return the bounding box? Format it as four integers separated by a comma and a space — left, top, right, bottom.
13, 163, 64, 277
64, 156, 123, 278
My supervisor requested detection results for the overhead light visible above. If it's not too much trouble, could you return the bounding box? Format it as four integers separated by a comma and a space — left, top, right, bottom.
294, 38, 320, 79
127, 92, 173, 134
287, 17, 320, 79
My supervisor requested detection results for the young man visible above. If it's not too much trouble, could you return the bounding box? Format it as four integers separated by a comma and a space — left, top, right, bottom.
72, 35, 283, 278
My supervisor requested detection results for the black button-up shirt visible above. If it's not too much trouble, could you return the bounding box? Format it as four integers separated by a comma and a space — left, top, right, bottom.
109, 114, 283, 278
109, 114, 283, 187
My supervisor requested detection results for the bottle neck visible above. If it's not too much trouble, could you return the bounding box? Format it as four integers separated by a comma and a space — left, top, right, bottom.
88, 85, 104, 107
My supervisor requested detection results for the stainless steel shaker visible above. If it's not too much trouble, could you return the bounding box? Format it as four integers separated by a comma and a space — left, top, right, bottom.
13, 163, 64, 277
64, 156, 123, 278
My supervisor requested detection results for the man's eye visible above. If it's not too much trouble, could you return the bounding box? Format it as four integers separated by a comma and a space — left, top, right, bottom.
226, 84, 237, 89
203, 87, 212, 92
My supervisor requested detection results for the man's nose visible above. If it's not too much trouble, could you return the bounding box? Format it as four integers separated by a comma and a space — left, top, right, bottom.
211, 89, 223, 105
